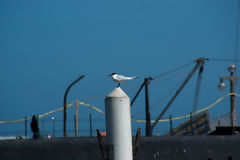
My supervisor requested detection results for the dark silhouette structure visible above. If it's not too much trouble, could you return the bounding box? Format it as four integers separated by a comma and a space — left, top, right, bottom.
63, 75, 85, 137
30, 115, 40, 139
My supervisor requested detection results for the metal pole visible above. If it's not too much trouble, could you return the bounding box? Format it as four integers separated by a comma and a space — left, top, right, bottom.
52, 118, 55, 138
74, 115, 77, 137
96, 129, 108, 160
192, 63, 204, 113
219, 67, 240, 129
75, 101, 79, 137
190, 112, 193, 136
230, 72, 236, 135
133, 128, 141, 160
230, 73, 237, 127
25, 117, 27, 139
169, 115, 173, 136
42, 118, 45, 138
231, 112, 234, 135
131, 82, 145, 106
63, 75, 85, 137
145, 78, 152, 137
152, 60, 203, 130
90, 113, 92, 137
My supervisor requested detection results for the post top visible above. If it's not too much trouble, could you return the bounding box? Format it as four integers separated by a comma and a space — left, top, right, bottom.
106, 87, 129, 98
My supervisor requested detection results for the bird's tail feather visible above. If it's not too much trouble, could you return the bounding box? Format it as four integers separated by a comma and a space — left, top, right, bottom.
132, 76, 139, 79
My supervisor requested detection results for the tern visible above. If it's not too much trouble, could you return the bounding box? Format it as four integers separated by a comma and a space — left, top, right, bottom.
108, 73, 139, 87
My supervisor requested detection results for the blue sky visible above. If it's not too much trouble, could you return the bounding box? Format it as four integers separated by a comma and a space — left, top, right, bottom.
0, 0, 240, 137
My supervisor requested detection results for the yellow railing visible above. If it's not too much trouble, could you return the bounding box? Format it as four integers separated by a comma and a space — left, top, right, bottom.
0, 93, 239, 124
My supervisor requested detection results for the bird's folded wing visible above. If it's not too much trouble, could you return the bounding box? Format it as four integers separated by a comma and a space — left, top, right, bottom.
116, 75, 126, 80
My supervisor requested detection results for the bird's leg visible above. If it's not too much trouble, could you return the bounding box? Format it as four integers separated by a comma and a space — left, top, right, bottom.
117, 83, 120, 87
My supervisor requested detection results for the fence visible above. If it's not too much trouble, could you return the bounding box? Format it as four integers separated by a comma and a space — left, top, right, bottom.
1, 93, 240, 139
0, 116, 106, 139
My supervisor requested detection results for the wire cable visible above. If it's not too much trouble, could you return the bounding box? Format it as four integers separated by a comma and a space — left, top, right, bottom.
131, 71, 190, 118
207, 58, 240, 62
152, 61, 195, 80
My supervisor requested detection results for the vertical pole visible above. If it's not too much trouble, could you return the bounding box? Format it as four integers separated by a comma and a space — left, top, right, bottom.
190, 112, 193, 136
145, 78, 152, 137
25, 117, 27, 139
75, 101, 79, 137
90, 113, 93, 137
133, 128, 141, 160
63, 75, 85, 137
74, 115, 77, 137
230, 72, 236, 135
42, 118, 45, 138
169, 115, 173, 136
230, 77, 234, 135
96, 129, 108, 160
105, 87, 133, 160
52, 118, 55, 138
230, 75, 237, 127
231, 113, 234, 135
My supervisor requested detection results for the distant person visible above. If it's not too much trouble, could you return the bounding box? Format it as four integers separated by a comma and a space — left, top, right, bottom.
30, 115, 40, 139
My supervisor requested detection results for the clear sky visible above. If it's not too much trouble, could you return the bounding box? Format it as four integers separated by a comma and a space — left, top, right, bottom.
1, 0, 240, 137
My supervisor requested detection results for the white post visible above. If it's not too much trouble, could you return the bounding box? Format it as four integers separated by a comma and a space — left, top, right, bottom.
105, 87, 133, 160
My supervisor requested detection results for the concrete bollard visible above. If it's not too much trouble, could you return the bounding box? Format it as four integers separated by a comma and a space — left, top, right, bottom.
105, 87, 133, 160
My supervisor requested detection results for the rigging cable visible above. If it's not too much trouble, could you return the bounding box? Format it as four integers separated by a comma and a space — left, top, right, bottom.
207, 58, 240, 62
131, 71, 190, 118
80, 61, 196, 103
192, 62, 204, 113
152, 61, 195, 80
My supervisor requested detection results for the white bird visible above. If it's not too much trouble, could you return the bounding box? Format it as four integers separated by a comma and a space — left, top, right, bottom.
108, 73, 139, 87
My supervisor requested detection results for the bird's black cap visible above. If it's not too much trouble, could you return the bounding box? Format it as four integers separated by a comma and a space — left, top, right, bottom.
108, 73, 117, 77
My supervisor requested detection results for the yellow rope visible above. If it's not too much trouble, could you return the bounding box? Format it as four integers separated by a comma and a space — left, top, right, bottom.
133, 92, 239, 123
0, 93, 239, 124
78, 101, 105, 114
38, 103, 75, 118
0, 103, 75, 124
